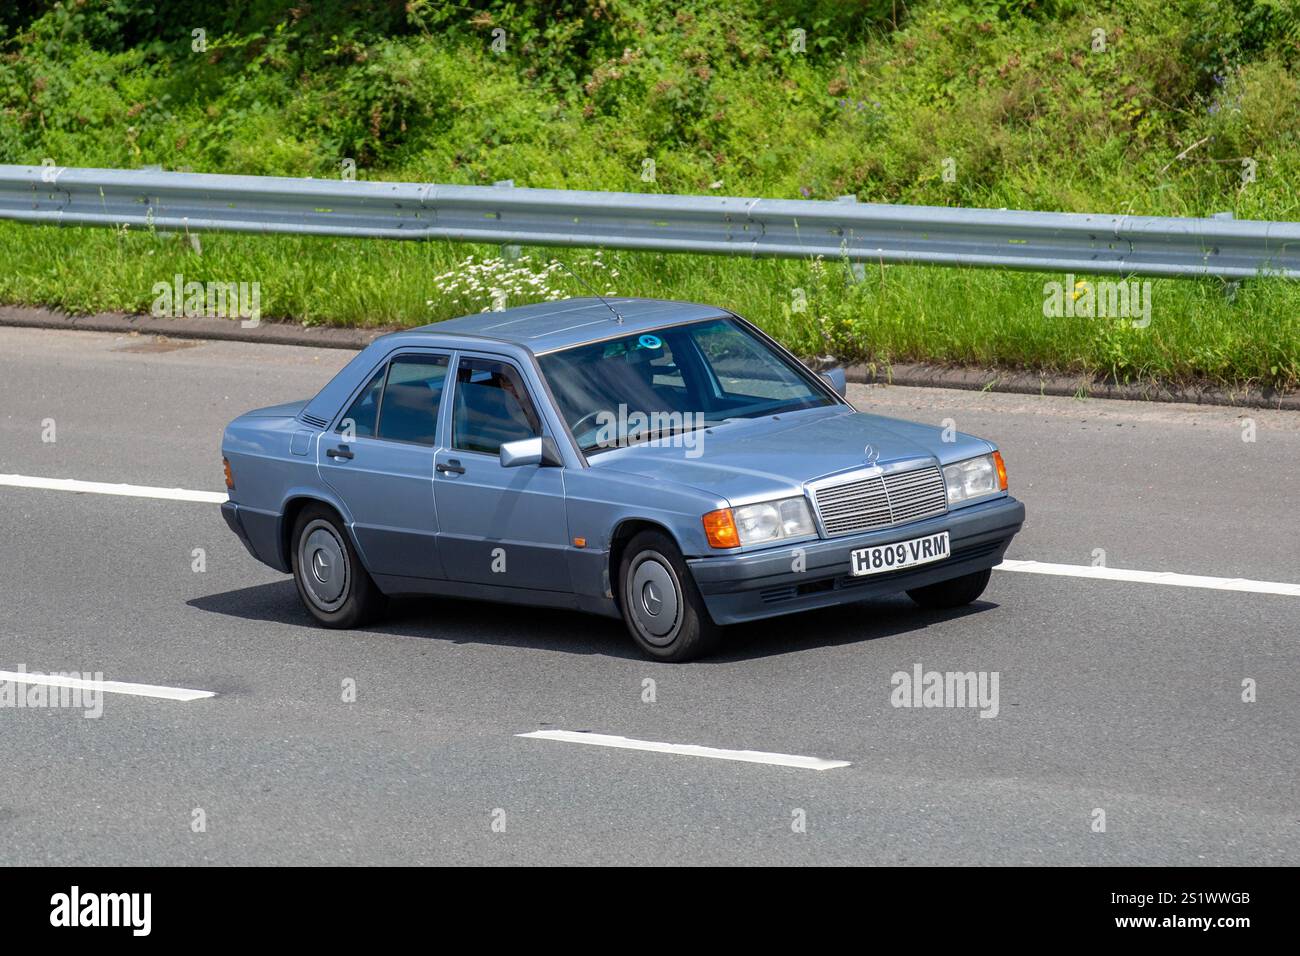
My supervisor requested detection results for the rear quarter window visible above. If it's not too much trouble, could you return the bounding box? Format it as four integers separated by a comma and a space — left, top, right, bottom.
338, 366, 385, 437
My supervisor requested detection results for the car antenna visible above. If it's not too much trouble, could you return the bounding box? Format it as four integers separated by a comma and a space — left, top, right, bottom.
556, 256, 624, 324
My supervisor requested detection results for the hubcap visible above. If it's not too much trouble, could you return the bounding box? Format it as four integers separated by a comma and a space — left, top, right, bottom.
629, 555, 680, 645
312, 549, 331, 582
642, 580, 663, 615
299, 520, 349, 612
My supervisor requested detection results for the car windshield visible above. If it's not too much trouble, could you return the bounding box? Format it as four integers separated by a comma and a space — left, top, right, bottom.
538, 317, 835, 454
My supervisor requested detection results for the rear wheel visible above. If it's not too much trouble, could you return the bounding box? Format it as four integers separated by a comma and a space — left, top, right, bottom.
291, 504, 386, 628
906, 568, 991, 609
618, 531, 722, 662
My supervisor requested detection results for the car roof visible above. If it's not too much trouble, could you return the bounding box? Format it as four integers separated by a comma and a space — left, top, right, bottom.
300, 298, 732, 427
412, 297, 728, 353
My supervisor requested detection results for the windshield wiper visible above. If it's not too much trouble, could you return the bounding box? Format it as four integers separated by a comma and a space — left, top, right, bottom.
580, 419, 730, 453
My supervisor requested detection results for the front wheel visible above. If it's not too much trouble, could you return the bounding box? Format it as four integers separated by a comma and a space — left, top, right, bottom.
291, 504, 387, 628
906, 568, 992, 609
618, 531, 722, 662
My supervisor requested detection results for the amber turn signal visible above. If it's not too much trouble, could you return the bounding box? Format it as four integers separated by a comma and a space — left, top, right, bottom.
702, 508, 740, 549
223, 456, 235, 491
992, 450, 1007, 491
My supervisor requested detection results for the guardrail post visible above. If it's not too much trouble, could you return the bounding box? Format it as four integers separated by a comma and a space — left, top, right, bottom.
1213, 211, 1240, 301
836, 195, 866, 284
142, 164, 199, 254
494, 180, 521, 262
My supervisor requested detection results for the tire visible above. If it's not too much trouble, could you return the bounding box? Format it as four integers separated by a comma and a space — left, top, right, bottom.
290, 503, 387, 628
618, 530, 722, 662
906, 568, 992, 609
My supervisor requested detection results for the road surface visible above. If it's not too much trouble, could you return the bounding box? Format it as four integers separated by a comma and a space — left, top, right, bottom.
1, 327, 1295, 865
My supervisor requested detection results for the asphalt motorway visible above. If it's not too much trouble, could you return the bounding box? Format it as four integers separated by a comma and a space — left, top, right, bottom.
1, 326, 1296, 865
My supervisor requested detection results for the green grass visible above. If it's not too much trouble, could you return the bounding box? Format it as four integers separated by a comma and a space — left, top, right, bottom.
1, 220, 1294, 389
1, 0, 1298, 389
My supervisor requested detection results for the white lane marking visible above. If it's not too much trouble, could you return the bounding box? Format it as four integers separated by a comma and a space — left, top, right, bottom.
997, 559, 1300, 597
0, 473, 227, 504
0, 670, 215, 702
518, 730, 850, 771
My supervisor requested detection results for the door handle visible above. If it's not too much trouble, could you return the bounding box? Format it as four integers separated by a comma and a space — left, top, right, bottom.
436, 459, 465, 476
326, 445, 354, 460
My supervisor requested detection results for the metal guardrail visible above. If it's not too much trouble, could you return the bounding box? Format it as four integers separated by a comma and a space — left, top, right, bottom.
1, 164, 1297, 278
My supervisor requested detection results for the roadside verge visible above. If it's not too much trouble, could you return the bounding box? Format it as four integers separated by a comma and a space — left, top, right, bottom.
3, 304, 1295, 411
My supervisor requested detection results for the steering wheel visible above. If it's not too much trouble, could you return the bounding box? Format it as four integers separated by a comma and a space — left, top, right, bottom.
569, 409, 608, 443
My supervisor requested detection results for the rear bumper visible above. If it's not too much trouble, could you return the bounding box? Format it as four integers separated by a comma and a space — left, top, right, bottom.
687, 495, 1024, 625
222, 501, 289, 573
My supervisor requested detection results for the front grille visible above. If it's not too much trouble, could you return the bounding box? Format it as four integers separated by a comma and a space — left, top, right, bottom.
813, 466, 947, 536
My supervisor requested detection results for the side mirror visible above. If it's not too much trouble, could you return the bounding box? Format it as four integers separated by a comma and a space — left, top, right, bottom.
819, 366, 847, 398
500, 435, 563, 468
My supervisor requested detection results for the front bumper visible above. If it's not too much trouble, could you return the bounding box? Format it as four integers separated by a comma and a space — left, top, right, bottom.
687, 495, 1025, 625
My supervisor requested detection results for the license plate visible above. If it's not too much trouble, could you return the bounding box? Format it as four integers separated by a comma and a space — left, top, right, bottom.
850, 531, 950, 577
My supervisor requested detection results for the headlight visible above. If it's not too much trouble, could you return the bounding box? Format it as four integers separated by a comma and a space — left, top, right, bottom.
703, 496, 815, 548
942, 452, 1007, 506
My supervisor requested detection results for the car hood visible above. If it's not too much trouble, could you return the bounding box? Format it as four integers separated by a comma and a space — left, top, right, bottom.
590, 406, 993, 505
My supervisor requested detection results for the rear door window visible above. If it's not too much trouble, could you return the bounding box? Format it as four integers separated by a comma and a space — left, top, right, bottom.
375, 354, 450, 446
